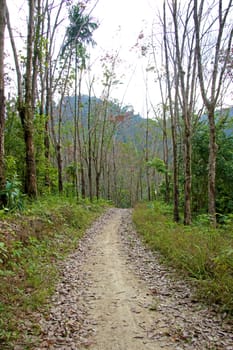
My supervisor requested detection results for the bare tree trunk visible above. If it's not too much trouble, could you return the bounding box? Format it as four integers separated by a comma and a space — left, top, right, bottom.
193, 0, 233, 226
112, 141, 117, 203
80, 163, 86, 199
208, 107, 217, 222
151, 33, 170, 204
172, 98, 180, 223
56, 100, 64, 193
43, 0, 66, 189
0, 0, 6, 206
163, 1, 179, 222
44, 0, 51, 189
6, 1, 37, 197
171, 0, 195, 224
183, 115, 192, 224
162, 104, 170, 203
87, 83, 93, 200
23, 0, 37, 197
145, 108, 151, 201
96, 172, 100, 200
73, 45, 79, 196
57, 143, 63, 193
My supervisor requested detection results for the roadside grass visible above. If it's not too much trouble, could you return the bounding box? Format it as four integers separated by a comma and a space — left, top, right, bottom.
0, 195, 109, 349
133, 201, 233, 315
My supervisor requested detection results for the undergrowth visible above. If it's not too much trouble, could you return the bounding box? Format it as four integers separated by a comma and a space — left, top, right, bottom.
0, 195, 109, 349
133, 201, 233, 315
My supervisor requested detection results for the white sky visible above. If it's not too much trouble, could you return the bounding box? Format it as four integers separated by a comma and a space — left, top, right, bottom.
6, 0, 232, 117
89, 0, 162, 116
5, 0, 163, 117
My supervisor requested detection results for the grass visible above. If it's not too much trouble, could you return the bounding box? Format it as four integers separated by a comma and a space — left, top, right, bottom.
0, 195, 110, 349
133, 201, 233, 315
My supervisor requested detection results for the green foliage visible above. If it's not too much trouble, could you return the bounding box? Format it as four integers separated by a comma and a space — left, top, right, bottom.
133, 201, 233, 314
62, 3, 98, 59
5, 100, 25, 183
192, 116, 233, 215
64, 162, 80, 194
0, 176, 25, 212
147, 157, 168, 174
0, 195, 109, 347
5, 155, 18, 180
5, 101, 59, 197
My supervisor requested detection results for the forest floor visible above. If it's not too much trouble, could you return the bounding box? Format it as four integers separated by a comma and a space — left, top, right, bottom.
34, 208, 233, 350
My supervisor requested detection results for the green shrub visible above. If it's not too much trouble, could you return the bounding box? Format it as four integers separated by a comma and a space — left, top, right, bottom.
0, 195, 109, 348
133, 201, 233, 314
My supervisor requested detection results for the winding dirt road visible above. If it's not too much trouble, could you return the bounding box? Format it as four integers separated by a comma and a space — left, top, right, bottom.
37, 208, 233, 350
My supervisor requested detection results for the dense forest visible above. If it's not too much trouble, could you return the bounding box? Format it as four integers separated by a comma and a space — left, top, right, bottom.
1, 0, 233, 347
0, 0, 233, 222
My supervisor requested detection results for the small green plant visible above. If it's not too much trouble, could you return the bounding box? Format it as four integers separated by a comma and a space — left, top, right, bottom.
0, 176, 25, 212
0, 194, 109, 347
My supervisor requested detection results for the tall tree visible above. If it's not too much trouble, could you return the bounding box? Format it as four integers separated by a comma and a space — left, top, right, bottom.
194, 0, 233, 226
40, 0, 67, 190
150, 33, 170, 203
62, 3, 98, 196
6, 1, 38, 197
92, 52, 120, 199
0, 0, 6, 206
163, 0, 180, 222
171, 0, 198, 224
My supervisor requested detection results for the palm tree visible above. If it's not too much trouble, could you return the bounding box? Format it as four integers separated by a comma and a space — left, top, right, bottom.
59, 4, 98, 196
63, 4, 98, 55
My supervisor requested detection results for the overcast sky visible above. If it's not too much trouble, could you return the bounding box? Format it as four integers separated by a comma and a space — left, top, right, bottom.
90, 0, 162, 115
6, 0, 163, 116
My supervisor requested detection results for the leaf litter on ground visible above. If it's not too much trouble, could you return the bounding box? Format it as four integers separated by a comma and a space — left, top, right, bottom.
13, 208, 233, 350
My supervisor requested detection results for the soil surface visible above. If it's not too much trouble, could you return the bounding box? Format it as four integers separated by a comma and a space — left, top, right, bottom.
36, 208, 233, 350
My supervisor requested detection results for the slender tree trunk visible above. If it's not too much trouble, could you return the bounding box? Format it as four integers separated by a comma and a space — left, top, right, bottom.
96, 172, 100, 200
162, 103, 170, 203
44, 35, 51, 188
43, 0, 66, 189
0, 0, 6, 206
73, 45, 78, 196
57, 143, 63, 193
151, 37, 170, 204
171, 106, 180, 222
107, 163, 110, 200
163, 1, 179, 222
208, 108, 217, 222
183, 115, 192, 224
145, 108, 151, 201
194, 0, 233, 226
57, 100, 63, 193
112, 141, 117, 204
76, 71, 86, 199
23, 0, 37, 197
145, 78, 151, 201
44, 114, 50, 187
87, 84, 93, 200
80, 163, 86, 198
7, 1, 37, 197
172, 0, 194, 224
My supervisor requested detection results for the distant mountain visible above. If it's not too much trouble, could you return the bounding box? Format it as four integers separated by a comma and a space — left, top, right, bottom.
59, 95, 161, 149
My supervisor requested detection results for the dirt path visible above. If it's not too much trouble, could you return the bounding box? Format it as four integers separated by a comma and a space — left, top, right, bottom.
80, 209, 171, 350
37, 208, 233, 350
